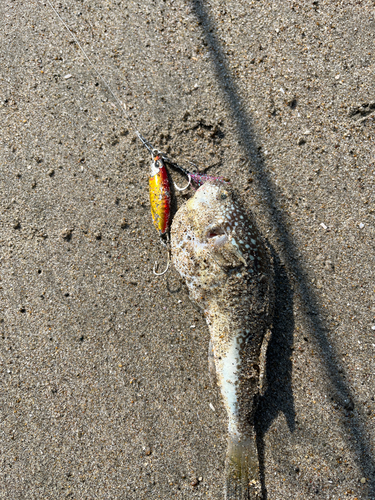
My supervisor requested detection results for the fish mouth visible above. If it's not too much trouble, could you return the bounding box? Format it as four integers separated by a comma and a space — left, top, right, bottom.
205, 224, 248, 268
206, 226, 225, 239
205, 225, 228, 248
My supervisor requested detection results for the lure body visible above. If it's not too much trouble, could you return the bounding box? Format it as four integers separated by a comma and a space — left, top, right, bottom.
149, 153, 171, 242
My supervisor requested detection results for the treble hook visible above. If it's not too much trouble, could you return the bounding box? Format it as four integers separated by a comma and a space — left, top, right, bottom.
153, 246, 171, 276
174, 173, 191, 192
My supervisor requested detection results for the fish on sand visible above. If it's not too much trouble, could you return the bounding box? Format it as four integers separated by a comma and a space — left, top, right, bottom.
171, 180, 274, 499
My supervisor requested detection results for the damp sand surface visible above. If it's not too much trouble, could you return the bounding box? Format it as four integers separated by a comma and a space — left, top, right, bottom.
0, 1, 374, 499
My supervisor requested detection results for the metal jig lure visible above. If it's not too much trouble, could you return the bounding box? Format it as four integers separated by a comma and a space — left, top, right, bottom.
148, 150, 172, 276
147, 155, 228, 276
136, 131, 230, 275
137, 133, 189, 276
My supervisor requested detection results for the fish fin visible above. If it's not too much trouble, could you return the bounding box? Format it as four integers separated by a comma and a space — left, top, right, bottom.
208, 340, 217, 387
225, 434, 262, 499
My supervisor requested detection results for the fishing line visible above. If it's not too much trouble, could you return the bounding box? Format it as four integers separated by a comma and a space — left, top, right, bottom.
44, 0, 140, 135
46, 0, 212, 180
44, 0, 192, 170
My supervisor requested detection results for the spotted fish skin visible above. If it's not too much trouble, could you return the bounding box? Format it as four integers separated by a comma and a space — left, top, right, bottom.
171, 181, 274, 499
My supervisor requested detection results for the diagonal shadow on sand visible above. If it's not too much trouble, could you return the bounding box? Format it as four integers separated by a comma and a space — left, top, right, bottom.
189, 0, 375, 497
255, 251, 296, 499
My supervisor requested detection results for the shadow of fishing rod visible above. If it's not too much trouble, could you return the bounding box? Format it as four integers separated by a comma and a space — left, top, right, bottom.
189, 0, 375, 497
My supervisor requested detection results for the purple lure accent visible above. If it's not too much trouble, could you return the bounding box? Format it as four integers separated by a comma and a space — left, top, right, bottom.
190, 173, 229, 188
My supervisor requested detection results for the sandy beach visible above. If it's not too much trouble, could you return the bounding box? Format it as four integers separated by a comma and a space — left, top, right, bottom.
1, 1, 374, 498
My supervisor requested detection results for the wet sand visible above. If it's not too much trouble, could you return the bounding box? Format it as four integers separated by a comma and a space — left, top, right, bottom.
1, 1, 374, 498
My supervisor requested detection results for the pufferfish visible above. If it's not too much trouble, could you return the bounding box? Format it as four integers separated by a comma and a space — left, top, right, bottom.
171, 180, 274, 499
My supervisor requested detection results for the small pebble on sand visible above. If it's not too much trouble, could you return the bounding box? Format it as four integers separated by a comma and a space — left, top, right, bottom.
60, 228, 73, 241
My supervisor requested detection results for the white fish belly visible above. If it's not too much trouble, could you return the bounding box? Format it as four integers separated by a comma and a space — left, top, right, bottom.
215, 335, 242, 438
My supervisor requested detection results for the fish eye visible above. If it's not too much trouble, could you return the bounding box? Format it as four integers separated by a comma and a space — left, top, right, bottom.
221, 192, 228, 200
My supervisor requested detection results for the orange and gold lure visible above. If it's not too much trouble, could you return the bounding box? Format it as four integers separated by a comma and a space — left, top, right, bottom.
147, 148, 226, 275
149, 151, 171, 243
148, 150, 172, 275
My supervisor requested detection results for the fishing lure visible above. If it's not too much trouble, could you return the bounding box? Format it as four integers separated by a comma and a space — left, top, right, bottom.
148, 155, 229, 276
148, 150, 172, 276
149, 150, 171, 244
137, 131, 227, 275
137, 135, 172, 245
136, 134, 174, 275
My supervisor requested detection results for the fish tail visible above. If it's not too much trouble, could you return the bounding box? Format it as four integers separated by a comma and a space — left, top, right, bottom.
224, 434, 262, 500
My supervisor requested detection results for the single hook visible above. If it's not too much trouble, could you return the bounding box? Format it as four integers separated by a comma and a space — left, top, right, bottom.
174, 173, 191, 192
153, 247, 171, 276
